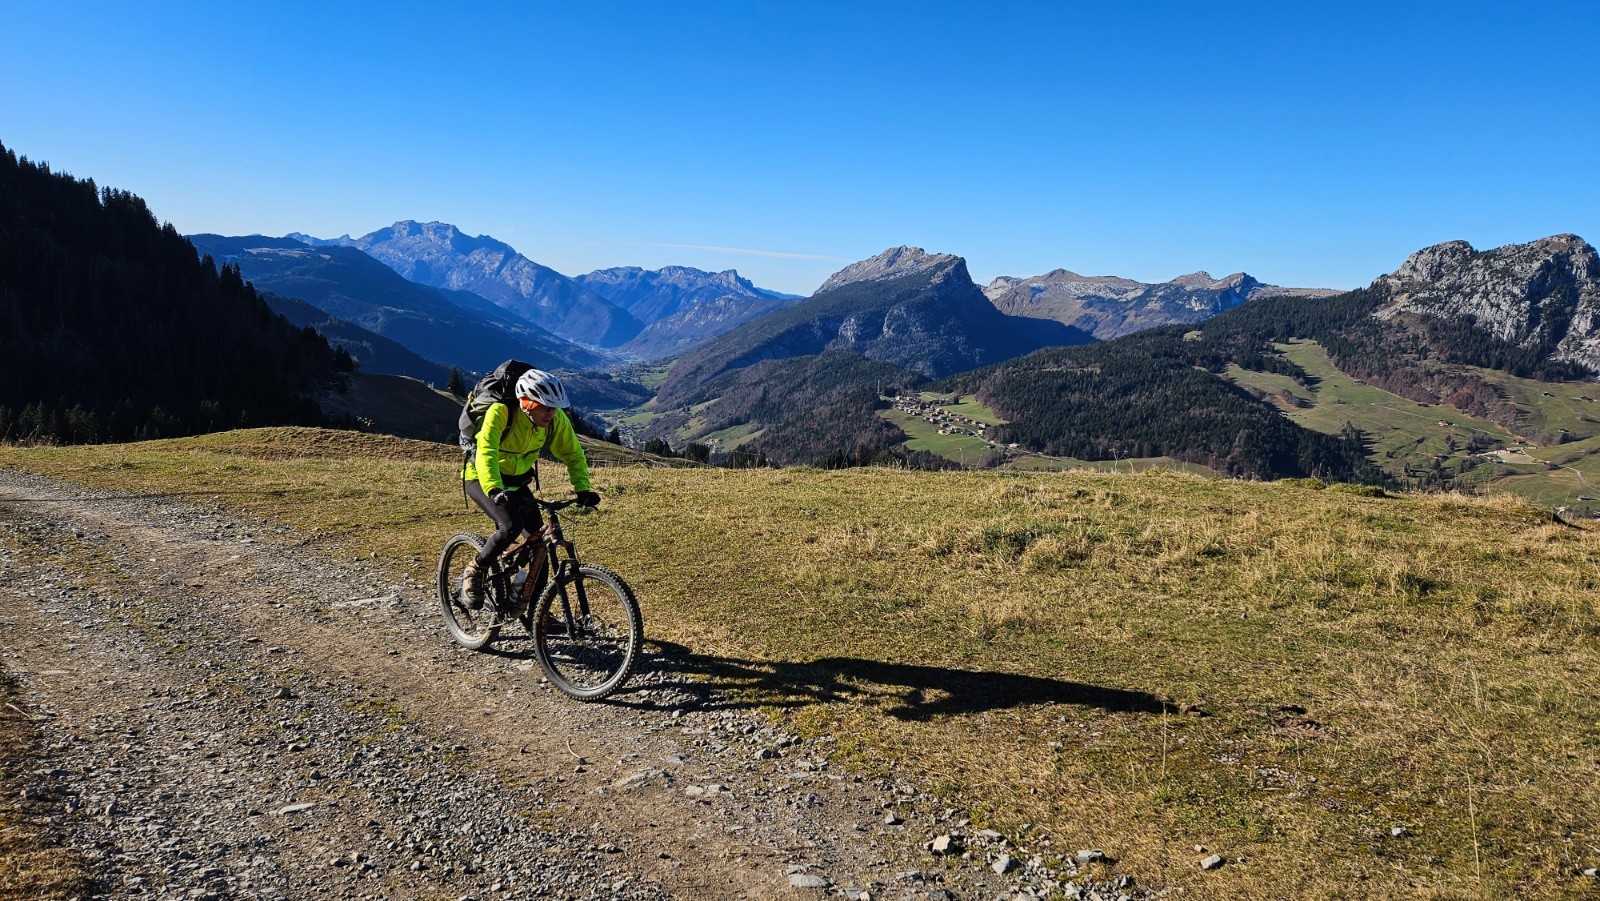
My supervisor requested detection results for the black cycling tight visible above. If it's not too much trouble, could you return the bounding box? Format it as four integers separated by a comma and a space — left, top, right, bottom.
463, 481, 543, 568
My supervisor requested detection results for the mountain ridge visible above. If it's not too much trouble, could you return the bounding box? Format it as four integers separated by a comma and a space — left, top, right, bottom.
983, 267, 1338, 340
187, 234, 602, 374
817, 246, 963, 294
576, 264, 802, 359
655, 249, 1090, 411
260, 292, 450, 385
1374, 233, 1600, 373
332, 221, 644, 348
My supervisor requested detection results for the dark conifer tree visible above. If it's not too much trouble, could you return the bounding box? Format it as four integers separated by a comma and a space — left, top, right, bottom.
0, 139, 338, 444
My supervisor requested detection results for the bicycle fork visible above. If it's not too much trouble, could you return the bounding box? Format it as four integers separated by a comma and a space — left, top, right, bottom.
542, 519, 591, 636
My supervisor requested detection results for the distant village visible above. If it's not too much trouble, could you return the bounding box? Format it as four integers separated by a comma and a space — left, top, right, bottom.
891, 395, 1018, 449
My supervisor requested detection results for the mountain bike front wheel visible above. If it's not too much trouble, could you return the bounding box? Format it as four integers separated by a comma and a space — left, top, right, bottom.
532, 563, 642, 701
436, 532, 501, 650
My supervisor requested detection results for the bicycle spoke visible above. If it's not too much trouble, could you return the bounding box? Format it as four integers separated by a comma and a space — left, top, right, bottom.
534, 564, 641, 700
435, 533, 501, 650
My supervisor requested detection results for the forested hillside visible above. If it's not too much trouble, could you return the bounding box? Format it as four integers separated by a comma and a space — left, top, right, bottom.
959, 331, 1376, 480
650, 350, 931, 467
952, 292, 1388, 480
0, 142, 338, 444
955, 278, 1598, 481
263, 292, 449, 385
655, 254, 1086, 409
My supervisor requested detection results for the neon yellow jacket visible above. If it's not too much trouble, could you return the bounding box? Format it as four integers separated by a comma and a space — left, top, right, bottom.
462, 402, 592, 494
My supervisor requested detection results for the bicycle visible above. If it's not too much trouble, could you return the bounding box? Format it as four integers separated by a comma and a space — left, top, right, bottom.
436, 495, 643, 701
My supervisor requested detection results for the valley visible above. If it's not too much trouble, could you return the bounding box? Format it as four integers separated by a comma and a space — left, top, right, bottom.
190, 208, 1600, 515
8, 9, 1599, 900
20, 136, 1600, 511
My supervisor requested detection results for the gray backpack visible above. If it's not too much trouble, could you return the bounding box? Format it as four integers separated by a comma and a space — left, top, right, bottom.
457, 359, 534, 461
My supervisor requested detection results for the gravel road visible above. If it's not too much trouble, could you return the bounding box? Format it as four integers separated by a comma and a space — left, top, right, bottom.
0, 469, 1145, 900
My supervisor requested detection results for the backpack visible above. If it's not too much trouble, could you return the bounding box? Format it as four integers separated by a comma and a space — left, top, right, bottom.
458, 359, 534, 461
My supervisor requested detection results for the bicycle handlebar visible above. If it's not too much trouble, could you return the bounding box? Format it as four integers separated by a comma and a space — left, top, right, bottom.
533, 496, 590, 512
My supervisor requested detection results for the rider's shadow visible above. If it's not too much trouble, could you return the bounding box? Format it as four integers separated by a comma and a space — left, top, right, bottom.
613, 640, 1175, 720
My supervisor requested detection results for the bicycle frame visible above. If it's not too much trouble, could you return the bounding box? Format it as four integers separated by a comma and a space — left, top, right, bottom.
494, 498, 590, 629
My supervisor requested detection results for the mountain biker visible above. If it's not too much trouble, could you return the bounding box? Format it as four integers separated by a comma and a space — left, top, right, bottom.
461, 368, 600, 609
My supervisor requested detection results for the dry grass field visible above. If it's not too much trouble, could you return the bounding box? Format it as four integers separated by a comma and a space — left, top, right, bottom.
4, 427, 1599, 899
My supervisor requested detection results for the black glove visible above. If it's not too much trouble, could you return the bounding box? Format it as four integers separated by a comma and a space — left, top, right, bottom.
489, 488, 510, 507
576, 490, 601, 508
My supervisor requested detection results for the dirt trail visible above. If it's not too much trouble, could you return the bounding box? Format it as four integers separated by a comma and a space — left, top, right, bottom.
0, 470, 1057, 900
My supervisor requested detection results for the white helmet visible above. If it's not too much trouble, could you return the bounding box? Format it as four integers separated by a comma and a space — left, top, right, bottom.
514, 368, 570, 408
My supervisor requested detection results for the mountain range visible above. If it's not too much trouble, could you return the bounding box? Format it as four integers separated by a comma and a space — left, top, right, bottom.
287, 222, 806, 360
576, 266, 801, 359
255, 222, 1348, 390
983, 269, 1338, 340
187, 234, 603, 374
947, 234, 1600, 483
624, 232, 1600, 485
240, 216, 1600, 482
656, 247, 1090, 406
15, 135, 1600, 496
638, 247, 1093, 464
308, 222, 645, 348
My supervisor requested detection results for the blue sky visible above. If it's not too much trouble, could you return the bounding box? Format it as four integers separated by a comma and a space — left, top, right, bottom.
3, 1, 1597, 295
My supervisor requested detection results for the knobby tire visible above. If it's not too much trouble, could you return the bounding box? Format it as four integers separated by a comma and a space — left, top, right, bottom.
532, 563, 642, 701
436, 531, 501, 650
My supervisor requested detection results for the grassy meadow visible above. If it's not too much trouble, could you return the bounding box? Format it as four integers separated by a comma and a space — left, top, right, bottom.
1227, 341, 1497, 480
3, 428, 1599, 899
882, 404, 1219, 478
1226, 340, 1600, 512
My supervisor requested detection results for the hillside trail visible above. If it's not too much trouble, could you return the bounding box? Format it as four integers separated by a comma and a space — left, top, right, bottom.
0, 469, 1085, 901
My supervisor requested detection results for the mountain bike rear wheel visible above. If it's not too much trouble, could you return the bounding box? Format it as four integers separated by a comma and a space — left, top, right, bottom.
532, 563, 642, 700
436, 532, 501, 650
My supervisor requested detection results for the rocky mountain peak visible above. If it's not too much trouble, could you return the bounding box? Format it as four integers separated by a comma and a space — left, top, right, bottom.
1169, 271, 1258, 291
362, 220, 514, 259
656, 266, 757, 293
816, 246, 965, 294
1384, 240, 1479, 286
1375, 233, 1600, 372
982, 266, 1298, 340
1379, 234, 1598, 294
